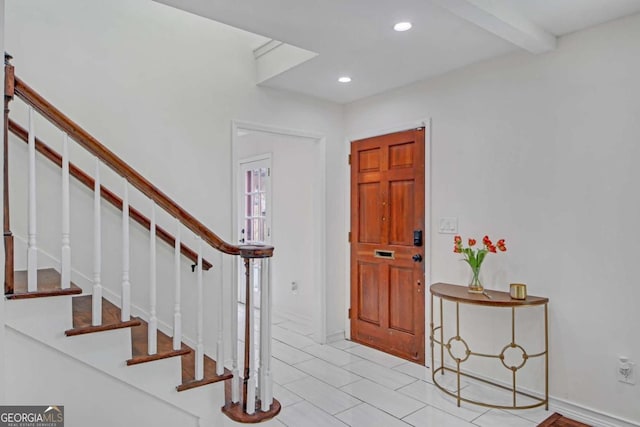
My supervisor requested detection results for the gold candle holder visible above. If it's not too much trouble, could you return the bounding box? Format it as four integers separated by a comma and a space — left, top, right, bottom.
510, 283, 527, 300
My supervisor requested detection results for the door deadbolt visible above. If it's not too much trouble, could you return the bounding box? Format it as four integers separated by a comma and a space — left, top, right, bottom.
412, 254, 423, 263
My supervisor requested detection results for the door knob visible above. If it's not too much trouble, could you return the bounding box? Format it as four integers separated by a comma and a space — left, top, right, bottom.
412, 254, 423, 263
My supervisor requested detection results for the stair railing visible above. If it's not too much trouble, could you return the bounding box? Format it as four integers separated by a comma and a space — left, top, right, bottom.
3, 54, 278, 420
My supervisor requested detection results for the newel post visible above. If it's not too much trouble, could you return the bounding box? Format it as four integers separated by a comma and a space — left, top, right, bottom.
4, 53, 15, 295
223, 244, 280, 422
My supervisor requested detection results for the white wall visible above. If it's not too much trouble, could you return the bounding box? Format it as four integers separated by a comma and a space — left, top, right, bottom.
345, 12, 640, 424
4, 0, 345, 363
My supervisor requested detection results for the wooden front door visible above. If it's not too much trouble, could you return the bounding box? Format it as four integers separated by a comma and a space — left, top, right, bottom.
350, 128, 425, 364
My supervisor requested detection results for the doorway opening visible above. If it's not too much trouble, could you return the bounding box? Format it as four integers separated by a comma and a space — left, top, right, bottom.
231, 121, 326, 343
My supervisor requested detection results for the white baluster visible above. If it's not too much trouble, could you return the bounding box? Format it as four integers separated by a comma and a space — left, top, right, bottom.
216, 257, 224, 376
231, 259, 241, 404
27, 107, 38, 292
60, 134, 71, 289
148, 202, 158, 355
195, 237, 204, 381
246, 259, 257, 415
121, 181, 131, 321
172, 218, 182, 351
260, 258, 273, 411
92, 158, 102, 326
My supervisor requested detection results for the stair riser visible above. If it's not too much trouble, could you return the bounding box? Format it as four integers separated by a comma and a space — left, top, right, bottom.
124, 356, 183, 390
6, 297, 73, 333
63, 330, 133, 367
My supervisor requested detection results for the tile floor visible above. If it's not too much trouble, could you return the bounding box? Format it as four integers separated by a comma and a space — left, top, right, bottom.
228, 307, 553, 427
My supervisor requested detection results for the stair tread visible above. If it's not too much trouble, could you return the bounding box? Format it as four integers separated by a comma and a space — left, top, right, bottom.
7, 269, 82, 300
127, 318, 191, 365
177, 348, 232, 392
65, 295, 141, 336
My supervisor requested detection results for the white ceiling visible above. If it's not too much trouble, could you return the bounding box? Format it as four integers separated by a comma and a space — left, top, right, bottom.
155, 0, 640, 104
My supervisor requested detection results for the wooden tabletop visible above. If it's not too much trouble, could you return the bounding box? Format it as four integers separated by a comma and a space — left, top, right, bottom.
430, 283, 548, 307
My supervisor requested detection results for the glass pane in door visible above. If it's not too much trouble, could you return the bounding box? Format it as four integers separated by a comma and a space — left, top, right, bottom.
238, 160, 270, 306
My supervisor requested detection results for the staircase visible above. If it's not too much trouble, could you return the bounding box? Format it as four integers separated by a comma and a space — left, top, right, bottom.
3, 54, 280, 425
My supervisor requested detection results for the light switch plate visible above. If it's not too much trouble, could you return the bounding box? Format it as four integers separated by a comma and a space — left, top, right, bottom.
438, 217, 458, 234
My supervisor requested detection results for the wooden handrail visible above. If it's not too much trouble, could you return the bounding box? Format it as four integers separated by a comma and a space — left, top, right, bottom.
12, 76, 273, 259
8, 118, 213, 270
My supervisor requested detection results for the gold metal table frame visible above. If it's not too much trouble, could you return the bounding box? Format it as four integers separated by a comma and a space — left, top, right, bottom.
430, 283, 549, 410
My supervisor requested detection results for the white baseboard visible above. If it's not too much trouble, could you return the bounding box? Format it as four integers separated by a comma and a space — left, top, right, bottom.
326, 330, 345, 343
434, 359, 639, 427
273, 303, 313, 330
549, 397, 639, 427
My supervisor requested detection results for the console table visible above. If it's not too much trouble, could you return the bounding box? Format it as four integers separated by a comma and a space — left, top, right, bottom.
430, 283, 549, 410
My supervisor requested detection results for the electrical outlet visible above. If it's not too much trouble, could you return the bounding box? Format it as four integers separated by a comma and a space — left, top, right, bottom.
291, 281, 298, 295
438, 217, 458, 234
617, 357, 636, 385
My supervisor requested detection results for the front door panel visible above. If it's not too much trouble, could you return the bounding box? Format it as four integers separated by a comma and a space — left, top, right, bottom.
350, 128, 425, 364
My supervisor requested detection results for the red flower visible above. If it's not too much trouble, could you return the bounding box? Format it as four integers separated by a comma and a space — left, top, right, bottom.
468, 238, 476, 247
497, 239, 505, 246
454, 235, 462, 244
488, 245, 497, 253
453, 245, 461, 253
498, 245, 507, 252
483, 235, 491, 245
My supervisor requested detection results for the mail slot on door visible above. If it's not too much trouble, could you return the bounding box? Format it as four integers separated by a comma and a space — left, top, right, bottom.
374, 250, 395, 259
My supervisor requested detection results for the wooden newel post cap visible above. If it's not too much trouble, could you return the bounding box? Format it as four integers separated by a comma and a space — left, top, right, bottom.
239, 245, 274, 259
5, 53, 15, 100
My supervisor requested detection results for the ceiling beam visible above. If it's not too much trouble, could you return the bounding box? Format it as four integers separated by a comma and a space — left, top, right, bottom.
433, 0, 557, 54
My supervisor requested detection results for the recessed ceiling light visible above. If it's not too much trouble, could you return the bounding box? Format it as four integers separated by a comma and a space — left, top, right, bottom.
338, 76, 352, 83
394, 22, 412, 32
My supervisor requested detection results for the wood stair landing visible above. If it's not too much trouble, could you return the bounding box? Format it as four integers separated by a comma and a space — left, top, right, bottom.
6, 269, 82, 300
177, 347, 232, 392
65, 295, 141, 336
127, 318, 191, 365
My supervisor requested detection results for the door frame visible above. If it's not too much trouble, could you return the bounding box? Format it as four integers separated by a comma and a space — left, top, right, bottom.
344, 118, 432, 356
231, 120, 327, 343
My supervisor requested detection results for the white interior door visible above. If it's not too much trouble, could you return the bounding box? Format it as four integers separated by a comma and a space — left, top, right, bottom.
237, 155, 271, 306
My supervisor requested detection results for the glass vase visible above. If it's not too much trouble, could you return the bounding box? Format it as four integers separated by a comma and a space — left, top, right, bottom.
468, 266, 483, 294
